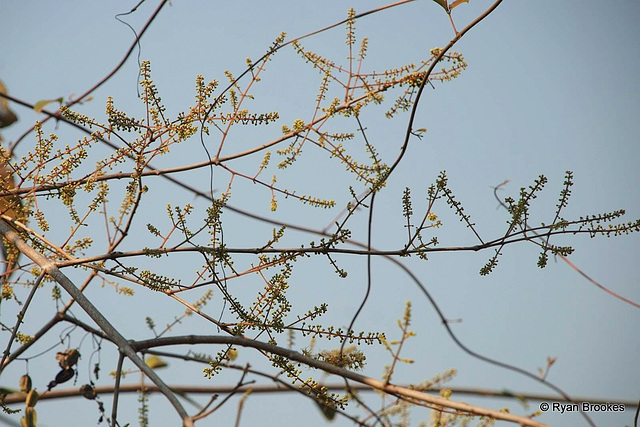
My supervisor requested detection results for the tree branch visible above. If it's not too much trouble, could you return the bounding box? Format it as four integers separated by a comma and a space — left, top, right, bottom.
0, 220, 195, 427
131, 335, 547, 427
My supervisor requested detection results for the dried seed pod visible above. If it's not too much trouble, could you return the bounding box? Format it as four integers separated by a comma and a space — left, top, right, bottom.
25, 389, 39, 408
54, 368, 75, 385
80, 384, 96, 400
19, 375, 32, 393
56, 349, 81, 369
21, 407, 37, 427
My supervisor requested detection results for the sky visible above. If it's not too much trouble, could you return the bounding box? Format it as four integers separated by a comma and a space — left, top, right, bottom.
1, 1, 639, 427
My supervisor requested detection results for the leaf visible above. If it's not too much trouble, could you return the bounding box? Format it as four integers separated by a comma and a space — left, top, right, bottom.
68, 94, 94, 104
432, 0, 449, 12
145, 355, 168, 369
33, 97, 63, 113
0, 386, 18, 395
449, 0, 470, 10
315, 400, 337, 420
0, 80, 18, 128
411, 128, 428, 140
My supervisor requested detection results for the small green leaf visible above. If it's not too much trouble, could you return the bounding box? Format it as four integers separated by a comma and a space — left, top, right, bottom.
145, 355, 168, 369
411, 128, 428, 140
33, 97, 63, 113
432, 0, 449, 12
0, 386, 18, 395
449, 0, 470, 10
316, 400, 337, 420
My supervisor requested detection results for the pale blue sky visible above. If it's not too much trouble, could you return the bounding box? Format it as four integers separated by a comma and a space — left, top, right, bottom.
1, 1, 639, 426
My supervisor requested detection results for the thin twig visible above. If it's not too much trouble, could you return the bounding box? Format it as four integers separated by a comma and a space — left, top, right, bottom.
111, 352, 125, 427
0, 270, 46, 374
